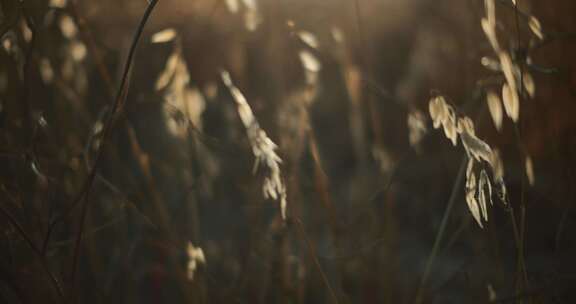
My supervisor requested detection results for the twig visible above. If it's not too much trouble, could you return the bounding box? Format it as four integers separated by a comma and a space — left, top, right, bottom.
0, 203, 65, 301
512, 0, 530, 296
293, 217, 339, 304
18, 3, 37, 144
414, 157, 467, 304
68, 0, 116, 100
68, 0, 160, 298
352, 0, 385, 154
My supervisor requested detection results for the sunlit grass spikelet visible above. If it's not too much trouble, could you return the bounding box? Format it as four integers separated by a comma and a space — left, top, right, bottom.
221, 71, 288, 220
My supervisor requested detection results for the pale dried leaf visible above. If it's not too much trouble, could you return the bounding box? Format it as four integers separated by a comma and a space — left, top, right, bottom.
466, 189, 483, 228
496, 178, 507, 204
70, 40, 87, 62
156, 53, 180, 91
528, 16, 544, 40
299, 50, 321, 72
461, 132, 493, 163
484, 0, 496, 26
21, 21, 32, 42
280, 194, 287, 220
486, 90, 503, 130
59, 15, 77, 39
184, 87, 206, 129
523, 71, 535, 98
40, 58, 54, 84
481, 56, 501, 71
456, 117, 475, 135
428, 96, 447, 129
331, 27, 344, 44
443, 111, 458, 146
498, 51, 518, 94
203, 82, 218, 100
491, 149, 504, 182
408, 111, 427, 149
490, 149, 507, 204
186, 242, 206, 281
478, 170, 489, 221
466, 158, 475, 185
50, 0, 67, 8
225, 0, 240, 13
481, 170, 494, 205
151, 28, 177, 43
241, 0, 257, 9
243, 6, 262, 31
221, 72, 255, 127
502, 83, 519, 122
2, 38, 12, 53
487, 284, 498, 302
525, 156, 535, 186
297, 31, 320, 49
481, 18, 500, 52
467, 164, 477, 189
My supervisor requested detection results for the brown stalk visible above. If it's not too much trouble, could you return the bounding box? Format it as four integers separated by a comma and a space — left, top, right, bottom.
293, 217, 339, 304
512, 0, 530, 296
351, 0, 385, 153
0, 202, 65, 301
307, 132, 344, 298
68, 0, 160, 299
68, 0, 116, 100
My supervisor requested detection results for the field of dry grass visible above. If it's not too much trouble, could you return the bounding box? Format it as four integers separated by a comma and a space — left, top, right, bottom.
1, 0, 575, 303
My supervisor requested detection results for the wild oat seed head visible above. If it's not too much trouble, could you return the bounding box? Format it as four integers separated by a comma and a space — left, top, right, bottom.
486, 91, 503, 131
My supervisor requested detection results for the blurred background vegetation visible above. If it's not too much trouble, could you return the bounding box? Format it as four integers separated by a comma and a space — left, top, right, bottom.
1, 0, 576, 303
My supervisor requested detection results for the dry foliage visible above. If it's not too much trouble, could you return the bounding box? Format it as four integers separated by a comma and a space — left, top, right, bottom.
0, 0, 575, 303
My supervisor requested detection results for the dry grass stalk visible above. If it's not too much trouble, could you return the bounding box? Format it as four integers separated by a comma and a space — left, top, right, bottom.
480, 0, 540, 127
221, 71, 288, 220
428, 95, 507, 227
186, 242, 206, 281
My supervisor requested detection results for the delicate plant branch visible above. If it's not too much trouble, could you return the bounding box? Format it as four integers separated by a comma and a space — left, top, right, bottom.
352, 0, 385, 156
293, 217, 339, 304
0, 202, 65, 301
414, 157, 467, 304
512, 0, 530, 294
68, 0, 160, 297
68, 0, 116, 100
18, 2, 37, 142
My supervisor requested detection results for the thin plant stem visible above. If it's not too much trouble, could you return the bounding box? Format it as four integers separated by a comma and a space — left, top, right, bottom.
68, 0, 160, 299
0, 203, 65, 301
414, 157, 467, 304
293, 217, 339, 304
512, 0, 530, 296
